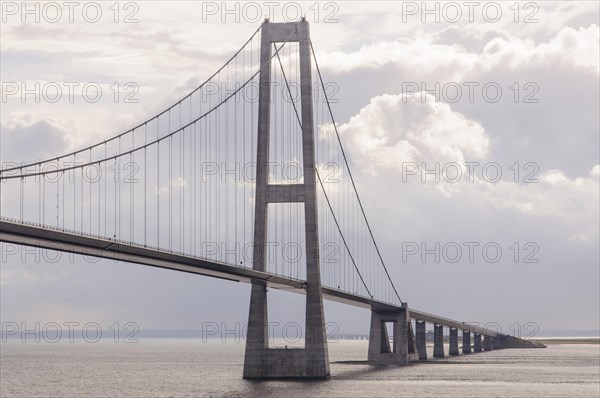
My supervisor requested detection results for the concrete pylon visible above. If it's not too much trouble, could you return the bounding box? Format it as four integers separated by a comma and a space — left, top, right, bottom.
415, 320, 427, 360
473, 333, 482, 352
368, 304, 411, 365
407, 321, 416, 355
433, 324, 445, 358
449, 327, 459, 356
483, 335, 493, 351
493, 336, 501, 349
462, 330, 471, 354
243, 20, 330, 379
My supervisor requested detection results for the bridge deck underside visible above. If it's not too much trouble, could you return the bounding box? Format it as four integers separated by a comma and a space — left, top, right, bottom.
0, 219, 496, 336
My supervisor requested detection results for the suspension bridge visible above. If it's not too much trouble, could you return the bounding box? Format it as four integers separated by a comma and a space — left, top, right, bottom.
0, 20, 540, 379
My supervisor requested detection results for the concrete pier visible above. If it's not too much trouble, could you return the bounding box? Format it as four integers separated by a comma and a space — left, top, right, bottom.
449, 327, 459, 356
433, 324, 445, 358
407, 321, 416, 355
415, 320, 427, 360
483, 335, 493, 351
367, 304, 410, 365
492, 336, 501, 349
473, 333, 482, 352
462, 330, 471, 354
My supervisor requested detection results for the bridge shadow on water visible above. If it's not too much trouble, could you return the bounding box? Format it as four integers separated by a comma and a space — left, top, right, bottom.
233, 361, 446, 398
241, 359, 448, 385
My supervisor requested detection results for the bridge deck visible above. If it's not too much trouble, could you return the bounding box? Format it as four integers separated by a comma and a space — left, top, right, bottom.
1, 219, 498, 337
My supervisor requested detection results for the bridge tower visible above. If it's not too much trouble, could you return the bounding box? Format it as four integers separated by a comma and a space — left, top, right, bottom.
243, 19, 330, 379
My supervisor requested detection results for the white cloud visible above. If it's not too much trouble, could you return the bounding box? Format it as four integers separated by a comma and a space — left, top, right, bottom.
317, 24, 599, 76
484, 166, 600, 224
480, 25, 599, 73
0, 113, 73, 164
335, 92, 599, 242
330, 93, 489, 174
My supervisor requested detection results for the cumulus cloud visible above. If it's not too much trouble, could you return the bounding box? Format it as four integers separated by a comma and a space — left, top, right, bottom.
333, 92, 599, 242
0, 113, 73, 164
328, 93, 489, 174
317, 24, 599, 77
483, 166, 600, 226
480, 25, 599, 74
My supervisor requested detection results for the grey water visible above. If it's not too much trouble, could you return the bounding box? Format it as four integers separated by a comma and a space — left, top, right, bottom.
1, 339, 598, 397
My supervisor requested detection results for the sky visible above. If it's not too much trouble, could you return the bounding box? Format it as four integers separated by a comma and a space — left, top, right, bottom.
1, 1, 599, 338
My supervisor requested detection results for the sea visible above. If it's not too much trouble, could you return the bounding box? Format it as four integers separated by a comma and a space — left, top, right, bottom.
1, 339, 598, 397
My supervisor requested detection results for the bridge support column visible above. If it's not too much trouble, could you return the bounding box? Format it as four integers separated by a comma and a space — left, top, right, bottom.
415, 320, 427, 360
483, 335, 493, 351
462, 331, 471, 354
433, 324, 445, 358
492, 336, 501, 350
367, 304, 410, 365
243, 19, 329, 379
497, 334, 513, 349
473, 333, 482, 352
449, 327, 459, 356
407, 321, 416, 355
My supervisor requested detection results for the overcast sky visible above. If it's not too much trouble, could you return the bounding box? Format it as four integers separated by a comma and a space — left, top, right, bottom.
1, 1, 598, 337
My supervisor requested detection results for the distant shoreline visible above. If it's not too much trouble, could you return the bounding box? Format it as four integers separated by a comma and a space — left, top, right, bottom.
531, 337, 600, 345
